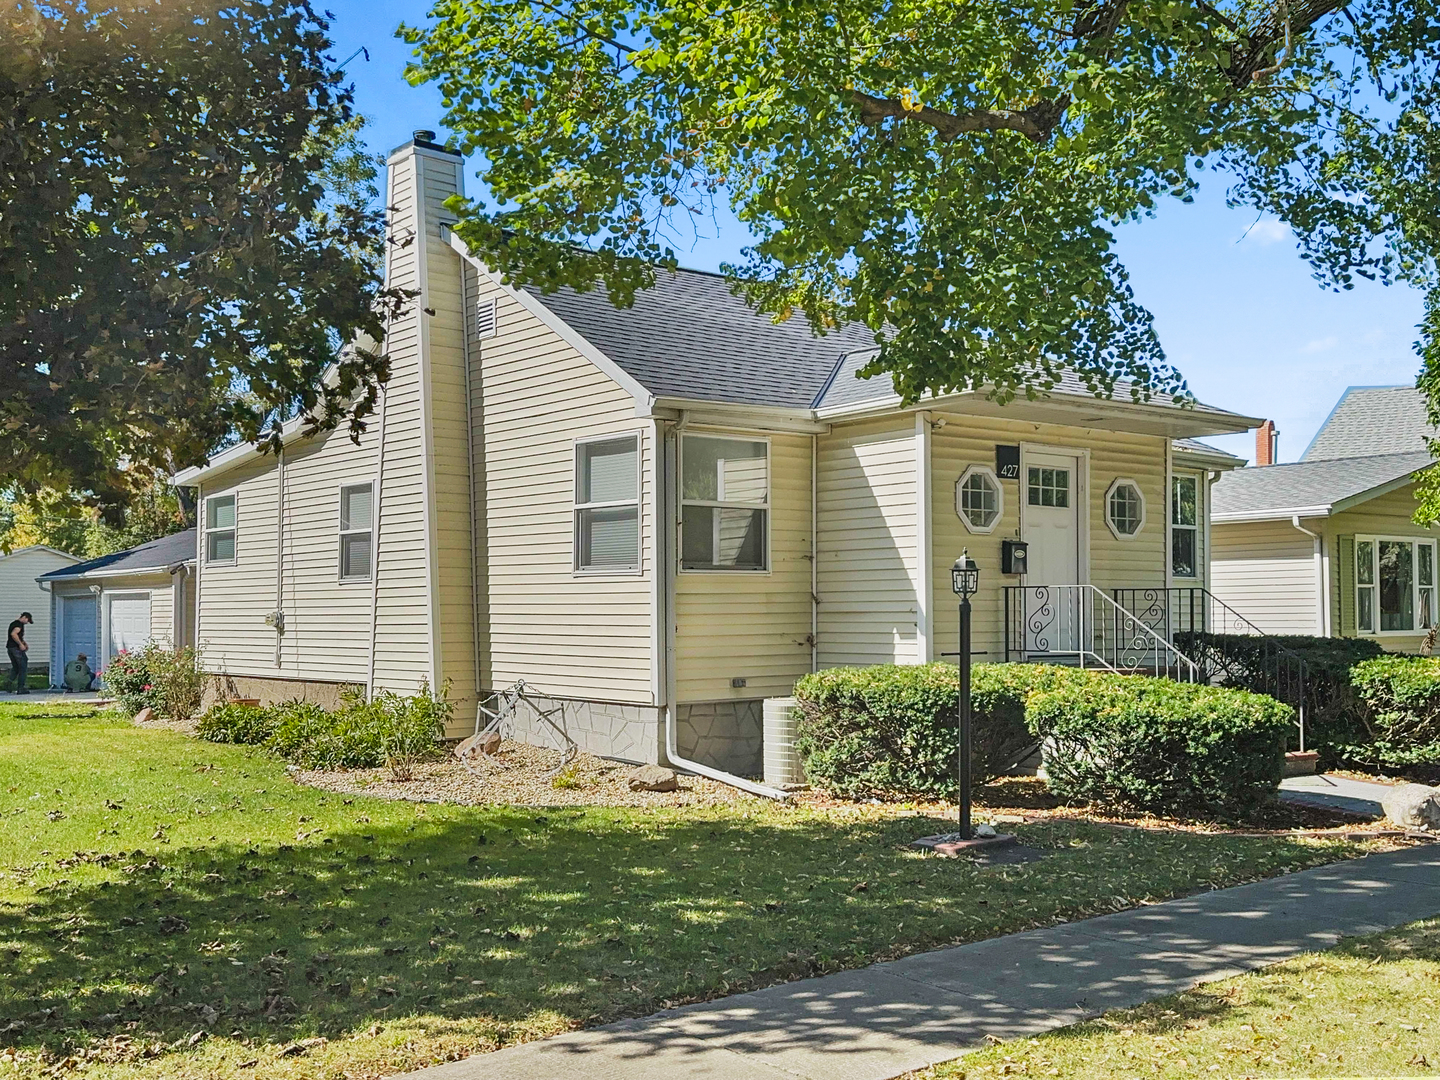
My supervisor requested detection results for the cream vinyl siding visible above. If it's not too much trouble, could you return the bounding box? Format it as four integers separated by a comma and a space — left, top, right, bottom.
418, 154, 478, 710
194, 456, 281, 674
675, 431, 812, 702
469, 272, 654, 703
928, 417, 1170, 662
1210, 519, 1319, 634
0, 548, 78, 666
368, 147, 447, 695
816, 417, 919, 667
1327, 483, 1434, 651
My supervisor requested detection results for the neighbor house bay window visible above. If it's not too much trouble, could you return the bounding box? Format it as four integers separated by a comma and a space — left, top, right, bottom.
574, 434, 641, 572
1356, 537, 1437, 633
681, 435, 769, 571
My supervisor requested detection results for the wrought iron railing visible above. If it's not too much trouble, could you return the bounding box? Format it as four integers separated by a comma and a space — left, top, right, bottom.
1003, 585, 1200, 681
1110, 587, 1310, 751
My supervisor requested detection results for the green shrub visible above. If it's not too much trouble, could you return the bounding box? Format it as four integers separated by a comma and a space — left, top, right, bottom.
266, 685, 450, 771
793, 663, 1071, 799
1347, 656, 1440, 774
197, 702, 277, 745
100, 646, 155, 714
1174, 632, 1383, 764
1028, 672, 1291, 819
146, 645, 204, 722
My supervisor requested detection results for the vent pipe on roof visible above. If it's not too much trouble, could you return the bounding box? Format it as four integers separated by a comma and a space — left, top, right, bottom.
413, 129, 437, 144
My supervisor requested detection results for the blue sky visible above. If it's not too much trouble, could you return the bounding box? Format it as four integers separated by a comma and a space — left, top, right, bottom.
330, 2, 1427, 465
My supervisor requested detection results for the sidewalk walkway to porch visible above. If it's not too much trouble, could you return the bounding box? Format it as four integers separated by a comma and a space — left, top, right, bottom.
393, 845, 1440, 1080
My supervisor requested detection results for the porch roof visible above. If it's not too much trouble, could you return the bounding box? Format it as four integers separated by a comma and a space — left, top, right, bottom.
1211, 451, 1433, 522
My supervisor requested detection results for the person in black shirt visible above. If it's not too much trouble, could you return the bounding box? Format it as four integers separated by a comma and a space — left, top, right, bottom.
7, 612, 32, 694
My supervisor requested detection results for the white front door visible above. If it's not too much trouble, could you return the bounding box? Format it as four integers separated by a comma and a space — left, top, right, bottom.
1023, 452, 1082, 654
106, 594, 152, 662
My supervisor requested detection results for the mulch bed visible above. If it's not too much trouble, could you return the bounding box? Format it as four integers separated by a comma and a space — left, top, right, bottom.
292, 739, 755, 809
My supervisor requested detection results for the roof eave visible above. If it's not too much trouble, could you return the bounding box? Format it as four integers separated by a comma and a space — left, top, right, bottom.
1212, 505, 1335, 523
38, 559, 193, 583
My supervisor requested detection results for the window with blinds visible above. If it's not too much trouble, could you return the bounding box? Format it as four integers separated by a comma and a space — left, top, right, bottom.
574, 435, 640, 571
680, 435, 769, 571
338, 483, 374, 581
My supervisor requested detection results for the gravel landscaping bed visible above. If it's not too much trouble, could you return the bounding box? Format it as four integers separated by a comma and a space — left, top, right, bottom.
292, 738, 756, 807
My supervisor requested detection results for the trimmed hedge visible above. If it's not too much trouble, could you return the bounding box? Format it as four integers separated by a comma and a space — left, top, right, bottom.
1347, 656, 1440, 774
1174, 632, 1383, 763
793, 663, 1073, 799
196, 686, 451, 771
1028, 672, 1291, 818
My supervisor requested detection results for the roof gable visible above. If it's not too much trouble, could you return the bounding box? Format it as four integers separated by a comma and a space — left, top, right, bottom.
1301, 385, 1434, 461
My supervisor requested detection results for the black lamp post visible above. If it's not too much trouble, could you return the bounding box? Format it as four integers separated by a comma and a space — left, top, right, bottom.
951, 550, 981, 839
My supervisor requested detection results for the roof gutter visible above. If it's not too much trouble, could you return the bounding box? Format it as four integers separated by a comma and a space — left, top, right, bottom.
1213, 505, 1334, 524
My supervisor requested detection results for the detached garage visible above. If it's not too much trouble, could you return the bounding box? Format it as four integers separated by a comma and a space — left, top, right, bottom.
37, 530, 197, 686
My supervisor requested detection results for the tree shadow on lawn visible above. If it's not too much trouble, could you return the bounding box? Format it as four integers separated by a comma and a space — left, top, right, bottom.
0, 806, 1351, 1065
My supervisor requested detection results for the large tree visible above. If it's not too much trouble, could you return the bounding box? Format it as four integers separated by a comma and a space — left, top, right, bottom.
405, 0, 1440, 413
0, 0, 400, 520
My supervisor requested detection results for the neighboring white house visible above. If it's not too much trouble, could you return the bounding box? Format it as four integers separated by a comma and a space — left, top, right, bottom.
171, 132, 1260, 777
1212, 386, 1437, 648
35, 529, 197, 684
0, 545, 81, 671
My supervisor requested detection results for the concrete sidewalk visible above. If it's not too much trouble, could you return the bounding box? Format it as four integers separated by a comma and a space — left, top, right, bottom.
395, 845, 1440, 1080
1279, 772, 1394, 818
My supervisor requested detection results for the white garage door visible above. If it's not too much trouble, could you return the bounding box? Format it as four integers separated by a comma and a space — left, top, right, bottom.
61, 594, 98, 668
107, 594, 152, 660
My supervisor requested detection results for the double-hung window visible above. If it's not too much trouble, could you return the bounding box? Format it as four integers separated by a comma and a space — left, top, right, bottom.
681, 435, 769, 571
1171, 474, 1199, 578
1356, 536, 1437, 633
338, 483, 374, 581
203, 494, 237, 565
575, 434, 641, 572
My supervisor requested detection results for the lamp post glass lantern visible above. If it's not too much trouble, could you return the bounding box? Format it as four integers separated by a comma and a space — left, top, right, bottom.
952, 551, 980, 837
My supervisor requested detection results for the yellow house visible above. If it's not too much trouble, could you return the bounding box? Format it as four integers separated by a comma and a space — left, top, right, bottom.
1212, 386, 1437, 648
172, 133, 1259, 780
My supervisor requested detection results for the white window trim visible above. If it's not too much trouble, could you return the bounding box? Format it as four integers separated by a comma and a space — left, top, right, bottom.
1355, 534, 1438, 636
573, 432, 643, 577
1170, 472, 1200, 579
1104, 477, 1146, 541
955, 464, 1003, 535
337, 480, 376, 584
202, 493, 238, 566
679, 432, 772, 575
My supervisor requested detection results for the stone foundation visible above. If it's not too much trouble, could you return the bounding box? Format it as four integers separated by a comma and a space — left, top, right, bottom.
491, 691, 666, 766
201, 673, 359, 712
675, 699, 764, 777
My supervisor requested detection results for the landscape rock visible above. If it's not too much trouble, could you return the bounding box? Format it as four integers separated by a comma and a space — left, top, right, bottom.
627, 764, 678, 792
975, 824, 998, 838
1381, 782, 1440, 830
453, 730, 502, 761
132, 707, 153, 725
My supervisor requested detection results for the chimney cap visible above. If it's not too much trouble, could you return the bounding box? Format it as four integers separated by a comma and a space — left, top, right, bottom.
413, 129, 438, 144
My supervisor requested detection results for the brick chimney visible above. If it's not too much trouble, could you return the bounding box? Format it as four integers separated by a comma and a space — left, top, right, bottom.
1255, 420, 1279, 466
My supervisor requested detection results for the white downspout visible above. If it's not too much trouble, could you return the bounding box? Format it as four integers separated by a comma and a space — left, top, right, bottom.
811, 433, 818, 673
367, 384, 389, 698
660, 413, 788, 801
914, 412, 932, 663
274, 445, 285, 668
1292, 515, 1326, 636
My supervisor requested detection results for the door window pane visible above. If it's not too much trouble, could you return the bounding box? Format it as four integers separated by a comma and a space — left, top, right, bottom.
1380, 540, 1415, 631
1027, 467, 1069, 508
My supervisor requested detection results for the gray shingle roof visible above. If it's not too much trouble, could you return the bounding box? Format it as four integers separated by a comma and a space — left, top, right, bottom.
1301, 385, 1434, 461
38, 529, 196, 580
1212, 452, 1432, 519
1172, 437, 1245, 464
525, 269, 878, 409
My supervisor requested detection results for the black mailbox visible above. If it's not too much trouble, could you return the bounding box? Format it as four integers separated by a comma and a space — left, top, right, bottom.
1001, 538, 1029, 576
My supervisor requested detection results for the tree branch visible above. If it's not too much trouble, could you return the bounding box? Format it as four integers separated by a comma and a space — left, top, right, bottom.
1225, 0, 1351, 85
852, 90, 1071, 143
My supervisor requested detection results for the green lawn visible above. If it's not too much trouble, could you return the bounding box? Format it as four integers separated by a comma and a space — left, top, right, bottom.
0, 703, 1383, 1079
915, 917, 1440, 1079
